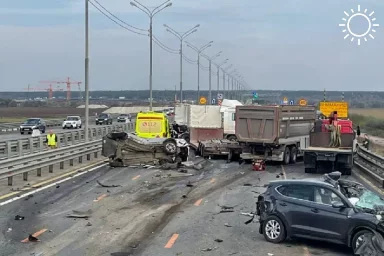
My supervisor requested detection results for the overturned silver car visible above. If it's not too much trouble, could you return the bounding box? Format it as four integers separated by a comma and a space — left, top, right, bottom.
102, 131, 189, 167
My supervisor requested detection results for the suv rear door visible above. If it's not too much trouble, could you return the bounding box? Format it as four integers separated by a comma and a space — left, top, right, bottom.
275, 184, 315, 236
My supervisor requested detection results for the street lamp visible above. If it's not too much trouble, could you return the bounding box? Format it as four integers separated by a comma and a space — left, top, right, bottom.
164, 24, 199, 103
185, 41, 213, 103
201, 51, 222, 104
214, 59, 228, 98
84, 0, 90, 142
130, 0, 172, 111
228, 69, 237, 100
221, 64, 233, 100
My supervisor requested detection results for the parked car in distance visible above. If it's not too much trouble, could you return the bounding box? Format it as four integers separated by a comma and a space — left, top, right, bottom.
117, 114, 131, 123
62, 116, 82, 129
20, 118, 46, 134
96, 113, 113, 125
256, 172, 384, 254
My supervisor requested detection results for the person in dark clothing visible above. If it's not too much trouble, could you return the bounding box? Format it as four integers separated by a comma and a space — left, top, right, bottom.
356, 125, 361, 138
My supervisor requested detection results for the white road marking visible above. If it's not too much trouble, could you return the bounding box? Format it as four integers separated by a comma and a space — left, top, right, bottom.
0, 163, 108, 207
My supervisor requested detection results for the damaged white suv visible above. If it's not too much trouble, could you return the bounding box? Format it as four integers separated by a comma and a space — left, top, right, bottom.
62, 116, 82, 129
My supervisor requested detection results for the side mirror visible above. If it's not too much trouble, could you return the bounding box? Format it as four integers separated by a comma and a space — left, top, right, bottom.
332, 202, 345, 208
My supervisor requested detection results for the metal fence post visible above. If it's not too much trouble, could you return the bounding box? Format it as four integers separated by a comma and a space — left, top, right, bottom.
39, 137, 44, 152
23, 172, 28, 181
19, 140, 24, 156
71, 132, 76, 145
49, 165, 53, 173
6, 141, 11, 158
60, 161, 64, 169
37, 168, 42, 177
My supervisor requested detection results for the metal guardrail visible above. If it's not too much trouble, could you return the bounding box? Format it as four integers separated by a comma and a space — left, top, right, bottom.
0, 140, 103, 186
355, 145, 384, 188
0, 123, 135, 159
0, 118, 67, 133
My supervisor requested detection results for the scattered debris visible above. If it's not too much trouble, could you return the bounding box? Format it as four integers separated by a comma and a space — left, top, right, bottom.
15, 215, 25, 220
179, 169, 188, 173
218, 204, 236, 211
154, 174, 161, 177
240, 172, 245, 175
276, 175, 280, 178
251, 191, 260, 194
186, 181, 194, 187
279, 172, 284, 176
268, 253, 274, 256
56, 185, 60, 188
241, 212, 254, 217
130, 244, 138, 249
182, 195, 187, 198
7, 228, 12, 232
96, 180, 121, 188
66, 209, 92, 218
224, 223, 232, 227
193, 164, 203, 170
107, 189, 111, 193
243, 183, 252, 186
214, 239, 223, 243
201, 248, 213, 252
86, 222, 92, 227
24, 194, 34, 201
28, 234, 40, 242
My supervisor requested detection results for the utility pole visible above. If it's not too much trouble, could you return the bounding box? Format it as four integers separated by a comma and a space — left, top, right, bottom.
84, 0, 90, 141
164, 24, 199, 103
131, 0, 172, 110
201, 52, 222, 104
186, 41, 213, 103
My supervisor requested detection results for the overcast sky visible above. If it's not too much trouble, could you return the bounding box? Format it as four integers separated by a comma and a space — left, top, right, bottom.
0, 0, 383, 92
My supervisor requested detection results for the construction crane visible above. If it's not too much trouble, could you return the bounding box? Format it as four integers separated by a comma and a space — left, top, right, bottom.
39, 77, 82, 101
23, 85, 63, 100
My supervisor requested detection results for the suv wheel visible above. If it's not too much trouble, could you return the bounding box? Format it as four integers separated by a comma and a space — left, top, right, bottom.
352, 230, 373, 254
163, 139, 177, 155
262, 216, 286, 243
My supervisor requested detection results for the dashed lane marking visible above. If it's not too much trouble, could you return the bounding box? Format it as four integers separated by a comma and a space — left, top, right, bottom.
281, 165, 287, 179
21, 228, 48, 243
194, 198, 203, 206
0, 163, 108, 207
132, 175, 141, 180
94, 194, 107, 202
210, 178, 216, 184
164, 233, 179, 248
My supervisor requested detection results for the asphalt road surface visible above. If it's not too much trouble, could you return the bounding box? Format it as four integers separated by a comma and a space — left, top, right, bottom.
0, 158, 381, 256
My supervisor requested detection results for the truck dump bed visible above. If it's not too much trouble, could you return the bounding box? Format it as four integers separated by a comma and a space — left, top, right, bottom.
235, 105, 316, 144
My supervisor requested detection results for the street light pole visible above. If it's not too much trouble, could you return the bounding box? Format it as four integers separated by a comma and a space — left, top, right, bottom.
84, 0, 89, 142
164, 24, 199, 103
201, 52, 222, 104
130, 0, 172, 111
228, 69, 237, 99
214, 59, 228, 98
186, 41, 213, 103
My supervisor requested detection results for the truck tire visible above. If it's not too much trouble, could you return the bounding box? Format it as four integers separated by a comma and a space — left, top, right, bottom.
283, 147, 290, 165
290, 147, 297, 164
227, 135, 237, 141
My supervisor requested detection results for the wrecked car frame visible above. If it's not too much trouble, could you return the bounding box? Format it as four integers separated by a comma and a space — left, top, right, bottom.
102, 131, 189, 167
255, 172, 384, 254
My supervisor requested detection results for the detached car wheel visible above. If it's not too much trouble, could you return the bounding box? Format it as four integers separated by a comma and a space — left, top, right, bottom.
262, 216, 286, 243
163, 139, 177, 155
352, 230, 373, 254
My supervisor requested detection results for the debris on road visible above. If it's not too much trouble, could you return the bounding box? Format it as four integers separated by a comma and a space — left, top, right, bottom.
224, 223, 232, 227
214, 239, 223, 243
218, 204, 236, 211
86, 222, 92, 226
276, 175, 280, 178
268, 253, 274, 256
14, 215, 25, 220
240, 212, 254, 217
24, 194, 34, 201
201, 247, 217, 252
179, 169, 188, 173
7, 228, 12, 232
28, 234, 40, 242
97, 180, 121, 188
243, 183, 252, 186
182, 195, 187, 198
66, 209, 92, 218
186, 181, 194, 187
56, 185, 60, 188
251, 190, 259, 194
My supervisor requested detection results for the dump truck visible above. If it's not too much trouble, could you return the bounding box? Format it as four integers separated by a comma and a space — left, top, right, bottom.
235, 105, 316, 164
302, 110, 356, 175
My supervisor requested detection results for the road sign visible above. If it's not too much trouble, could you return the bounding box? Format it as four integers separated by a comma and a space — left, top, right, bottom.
319, 101, 348, 118
283, 97, 288, 104
253, 92, 258, 98
211, 98, 216, 105
299, 98, 307, 106
289, 100, 294, 105
218, 99, 222, 106
217, 93, 223, 100
199, 96, 207, 105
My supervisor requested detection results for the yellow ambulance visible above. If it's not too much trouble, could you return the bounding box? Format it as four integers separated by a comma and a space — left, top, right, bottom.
135, 111, 171, 138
